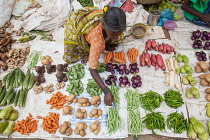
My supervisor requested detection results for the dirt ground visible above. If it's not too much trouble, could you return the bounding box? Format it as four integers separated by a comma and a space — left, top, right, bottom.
0, 135, 189, 140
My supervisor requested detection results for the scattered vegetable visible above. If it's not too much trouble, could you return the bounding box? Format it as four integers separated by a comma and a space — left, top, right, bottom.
75, 108, 87, 120
139, 90, 163, 111
89, 121, 100, 135
13, 113, 38, 135
166, 112, 188, 134
142, 112, 165, 135
74, 122, 87, 137
89, 109, 102, 119
59, 121, 72, 136
46, 91, 66, 109
164, 89, 184, 109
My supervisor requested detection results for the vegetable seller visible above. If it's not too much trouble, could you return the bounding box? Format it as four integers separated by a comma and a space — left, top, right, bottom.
63, 7, 126, 106
181, 0, 210, 27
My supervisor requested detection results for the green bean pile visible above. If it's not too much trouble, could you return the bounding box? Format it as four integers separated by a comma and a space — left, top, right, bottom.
125, 89, 140, 111
78, 0, 94, 7
164, 89, 184, 109
139, 90, 163, 111
125, 89, 142, 137
128, 110, 143, 137
110, 83, 120, 109
66, 64, 85, 95
96, 63, 106, 73
86, 79, 102, 96
106, 108, 122, 135
167, 112, 188, 134
27, 51, 42, 70
142, 112, 166, 134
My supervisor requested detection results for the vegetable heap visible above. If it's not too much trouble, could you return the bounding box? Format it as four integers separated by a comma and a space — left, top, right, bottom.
86, 79, 102, 96
166, 112, 188, 134
139, 90, 163, 111
96, 62, 106, 73
142, 112, 165, 134
164, 89, 184, 109
125, 89, 142, 137
66, 64, 85, 95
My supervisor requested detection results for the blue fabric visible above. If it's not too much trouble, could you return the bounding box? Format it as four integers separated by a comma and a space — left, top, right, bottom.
187, 1, 210, 27
158, 9, 174, 26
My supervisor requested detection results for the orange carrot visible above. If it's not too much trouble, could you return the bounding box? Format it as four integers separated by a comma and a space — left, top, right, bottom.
46, 91, 66, 110
41, 112, 59, 134
112, 57, 125, 64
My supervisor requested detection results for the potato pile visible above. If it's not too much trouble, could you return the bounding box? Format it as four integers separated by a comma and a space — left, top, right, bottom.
89, 109, 102, 119
78, 97, 91, 107
74, 122, 87, 137
89, 121, 100, 135
185, 87, 200, 99
205, 88, 210, 101
62, 105, 73, 115
59, 121, 73, 136
90, 96, 101, 107
75, 108, 87, 120
65, 94, 78, 104
195, 61, 209, 73
199, 73, 210, 86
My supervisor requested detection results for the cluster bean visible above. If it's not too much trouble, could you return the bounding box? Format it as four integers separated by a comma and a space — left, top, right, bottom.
164, 89, 184, 109
142, 112, 165, 134
139, 90, 163, 111
66, 64, 85, 95
106, 108, 122, 135
167, 112, 188, 134
86, 79, 102, 97
110, 83, 120, 109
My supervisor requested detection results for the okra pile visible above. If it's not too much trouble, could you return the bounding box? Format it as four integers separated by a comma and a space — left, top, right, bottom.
86, 79, 102, 96
139, 90, 163, 111
164, 89, 184, 109
66, 64, 85, 95
142, 112, 166, 134
167, 112, 188, 134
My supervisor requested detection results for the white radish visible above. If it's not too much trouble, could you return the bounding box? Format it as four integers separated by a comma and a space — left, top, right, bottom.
169, 56, 175, 71
166, 59, 172, 72
174, 73, 182, 90
170, 71, 175, 88
173, 59, 178, 71
164, 72, 170, 86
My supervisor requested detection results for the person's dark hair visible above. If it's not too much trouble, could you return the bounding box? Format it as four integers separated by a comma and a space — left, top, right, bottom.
102, 7, 126, 33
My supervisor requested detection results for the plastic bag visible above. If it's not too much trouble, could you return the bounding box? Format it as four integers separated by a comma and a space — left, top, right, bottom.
0, 0, 16, 27
121, 0, 134, 12
158, 9, 174, 26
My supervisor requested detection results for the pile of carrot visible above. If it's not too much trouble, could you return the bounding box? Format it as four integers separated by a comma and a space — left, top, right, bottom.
46, 91, 66, 110
127, 48, 139, 64
104, 51, 126, 64
37, 112, 59, 134
13, 113, 38, 135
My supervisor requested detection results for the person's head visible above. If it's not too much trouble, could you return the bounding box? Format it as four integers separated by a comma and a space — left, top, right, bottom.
102, 7, 126, 40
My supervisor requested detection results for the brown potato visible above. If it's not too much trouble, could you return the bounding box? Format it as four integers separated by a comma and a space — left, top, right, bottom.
205, 88, 210, 94
200, 79, 209, 86
74, 128, 79, 135
80, 130, 86, 137
206, 94, 210, 101
195, 65, 202, 73
199, 74, 207, 79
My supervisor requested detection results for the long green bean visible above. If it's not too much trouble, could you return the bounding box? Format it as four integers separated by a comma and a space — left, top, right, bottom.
125, 89, 140, 111
27, 51, 42, 70
110, 83, 120, 109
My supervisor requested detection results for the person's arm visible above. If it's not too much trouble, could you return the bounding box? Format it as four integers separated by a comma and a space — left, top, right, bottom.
89, 68, 114, 106
181, 0, 210, 23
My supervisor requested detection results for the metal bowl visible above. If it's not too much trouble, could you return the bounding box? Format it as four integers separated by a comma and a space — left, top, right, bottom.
131, 23, 147, 39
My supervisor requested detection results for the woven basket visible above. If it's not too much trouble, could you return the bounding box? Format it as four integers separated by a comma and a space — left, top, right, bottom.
136, 0, 162, 5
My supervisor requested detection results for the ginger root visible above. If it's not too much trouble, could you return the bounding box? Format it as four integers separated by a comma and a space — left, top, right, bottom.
33, 86, 43, 94
43, 84, 55, 93
56, 82, 65, 90
41, 55, 52, 65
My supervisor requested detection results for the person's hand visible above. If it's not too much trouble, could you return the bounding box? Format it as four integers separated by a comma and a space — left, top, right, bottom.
201, 14, 210, 26
104, 91, 114, 106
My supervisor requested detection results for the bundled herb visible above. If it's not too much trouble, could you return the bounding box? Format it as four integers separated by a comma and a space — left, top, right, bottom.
27, 51, 42, 70
142, 112, 166, 134
86, 79, 102, 96
106, 108, 122, 135
167, 112, 188, 134
164, 89, 184, 109
139, 90, 163, 111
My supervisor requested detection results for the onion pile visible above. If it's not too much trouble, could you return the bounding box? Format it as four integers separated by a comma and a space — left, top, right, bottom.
131, 75, 142, 88
119, 76, 130, 87
195, 51, 207, 61
105, 75, 117, 86
129, 62, 139, 74
191, 30, 210, 50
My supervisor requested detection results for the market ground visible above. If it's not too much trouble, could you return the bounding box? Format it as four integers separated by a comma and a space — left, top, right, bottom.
0, 135, 189, 140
